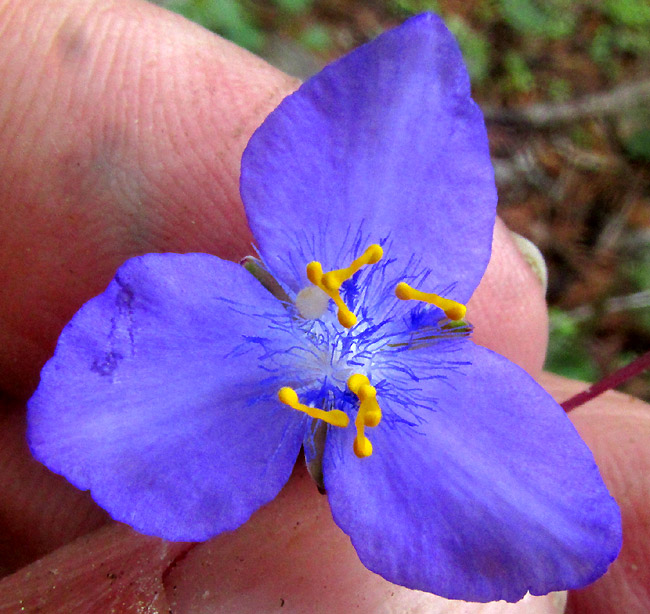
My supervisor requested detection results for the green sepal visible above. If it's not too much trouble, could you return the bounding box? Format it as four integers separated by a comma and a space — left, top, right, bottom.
241, 256, 290, 302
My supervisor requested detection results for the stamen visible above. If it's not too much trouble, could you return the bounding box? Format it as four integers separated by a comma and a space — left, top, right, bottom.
307, 262, 356, 328
278, 387, 349, 428
306, 244, 383, 329
347, 373, 382, 458
322, 244, 383, 291
395, 281, 466, 321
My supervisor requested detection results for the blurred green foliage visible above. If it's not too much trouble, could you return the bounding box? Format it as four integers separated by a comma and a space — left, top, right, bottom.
589, 0, 650, 73
166, 0, 315, 52
274, 0, 314, 15
445, 16, 490, 83
547, 77, 572, 102
503, 50, 535, 93
602, 0, 650, 28
299, 23, 331, 52
166, 0, 650, 94
167, 0, 266, 51
546, 239, 650, 384
545, 308, 599, 382
499, 0, 576, 39
623, 247, 650, 335
390, 0, 440, 14
625, 128, 650, 162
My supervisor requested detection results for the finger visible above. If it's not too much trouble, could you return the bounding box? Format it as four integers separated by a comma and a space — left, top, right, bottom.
0, 0, 297, 399
0, 523, 193, 613
539, 373, 650, 613
0, 396, 109, 575
163, 464, 564, 614
0, 0, 303, 573
468, 219, 548, 375
0, 509, 562, 614
0, 0, 547, 401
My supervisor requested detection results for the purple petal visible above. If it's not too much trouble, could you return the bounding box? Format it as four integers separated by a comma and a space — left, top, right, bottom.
28, 253, 306, 541
241, 13, 496, 301
323, 342, 621, 602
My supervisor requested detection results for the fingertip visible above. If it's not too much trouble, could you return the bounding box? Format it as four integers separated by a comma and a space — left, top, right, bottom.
0, 398, 109, 576
468, 218, 549, 376
0, 523, 193, 613
0, 0, 300, 399
540, 373, 650, 614
163, 466, 563, 614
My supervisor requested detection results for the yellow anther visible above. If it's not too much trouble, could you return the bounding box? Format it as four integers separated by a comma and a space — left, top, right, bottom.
347, 373, 368, 395
305, 261, 324, 286
306, 261, 356, 327
278, 387, 349, 428
321, 244, 383, 291
306, 244, 383, 329
347, 373, 382, 458
353, 437, 373, 458
395, 281, 467, 321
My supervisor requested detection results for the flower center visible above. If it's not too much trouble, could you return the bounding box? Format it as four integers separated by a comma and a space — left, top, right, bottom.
279, 242, 468, 459
305, 243, 383, 328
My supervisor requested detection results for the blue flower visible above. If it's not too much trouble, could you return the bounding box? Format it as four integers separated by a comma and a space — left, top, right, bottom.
27, 13, 621, 603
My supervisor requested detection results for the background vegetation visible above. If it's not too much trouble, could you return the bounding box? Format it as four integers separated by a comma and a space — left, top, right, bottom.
158, 0, 650, 400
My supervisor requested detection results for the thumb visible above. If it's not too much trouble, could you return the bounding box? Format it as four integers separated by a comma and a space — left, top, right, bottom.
0, 0, 298, 398
0, 523, 192, 613
540, 374, 650, 613
163, 465, 564, 614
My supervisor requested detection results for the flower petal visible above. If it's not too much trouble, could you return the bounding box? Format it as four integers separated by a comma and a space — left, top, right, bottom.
241, 13, 496, 301
28, 253, 306, 541
323, 342, 621, 602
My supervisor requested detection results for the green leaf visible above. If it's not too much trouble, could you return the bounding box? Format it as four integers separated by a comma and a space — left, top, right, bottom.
299, 24, 332, 51
446, 16, 491, 84
545, 308, 599, 382
602, 0, 650, 27
548, 78, 572, 102
500, 0, 576, 39
167, 0, 266, 52
273, 0, 313, 15
503, 50, 535, 93
625, 128, 650, 162
389, 0, 440, 16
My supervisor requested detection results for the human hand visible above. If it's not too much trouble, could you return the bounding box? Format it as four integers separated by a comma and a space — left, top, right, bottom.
0, 0, 646, 612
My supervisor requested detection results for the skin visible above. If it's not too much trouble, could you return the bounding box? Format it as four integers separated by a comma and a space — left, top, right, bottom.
0, 0, 647, 611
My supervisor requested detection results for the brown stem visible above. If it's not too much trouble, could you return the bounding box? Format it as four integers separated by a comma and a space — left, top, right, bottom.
561, 350, 650, 412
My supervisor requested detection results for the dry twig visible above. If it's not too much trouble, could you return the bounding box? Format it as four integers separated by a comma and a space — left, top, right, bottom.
484, 79, 650, 127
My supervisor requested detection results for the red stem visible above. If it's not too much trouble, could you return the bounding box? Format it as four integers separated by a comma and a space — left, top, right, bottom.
561, 350, 650, 412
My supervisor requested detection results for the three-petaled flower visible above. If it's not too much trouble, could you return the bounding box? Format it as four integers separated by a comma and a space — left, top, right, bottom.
28, 13, 621, 603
